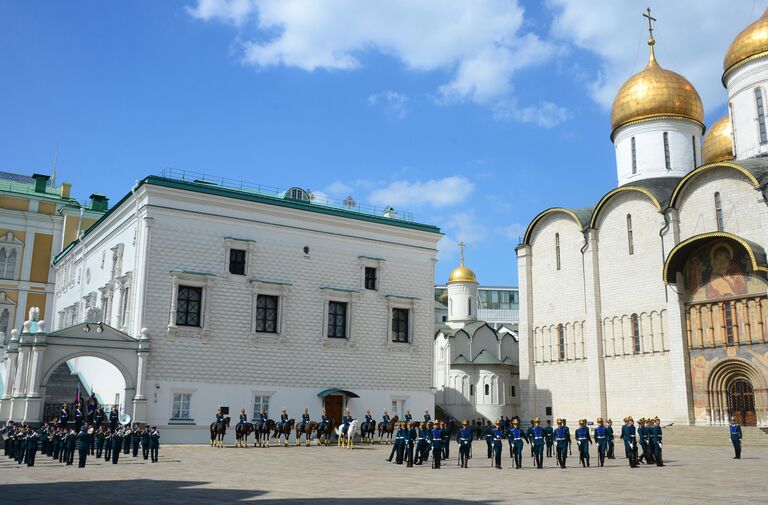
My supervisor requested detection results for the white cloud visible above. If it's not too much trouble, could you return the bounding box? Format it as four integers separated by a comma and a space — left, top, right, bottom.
188, 0, 564, 118
493, 99, 570, 127
440, 210, 489, 245
324, 180, 354, 197
497, 223, 525, 243
547, 0, 758, 112
368, 91, 409, 119
368, 176, 475, 209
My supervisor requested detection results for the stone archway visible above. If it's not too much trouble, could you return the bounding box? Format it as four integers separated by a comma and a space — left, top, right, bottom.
706, 359, 767, 426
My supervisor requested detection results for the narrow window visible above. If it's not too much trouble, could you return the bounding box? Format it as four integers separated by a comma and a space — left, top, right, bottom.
0, 249, 6, 279
724, 303, 735, 345
484, 384, 490, 396
391, 308, 409, 343
120, 287, 130, 327
468, 298, 472, 316
469, 384, 474, 396
663, 132, 671, 170
0, 308, 9, 336
626, 214, 634, 255
729, 102, 738, 153
176, 286, 202, 327
692, 135, 698, 167
557, 324, 565, 360
715, 192, 724, 231
255, 294, 279, 333
511, 386, 516, 397
631, 313, 641, 354
228, 248, 246, 275
327, 301, 347, 338
631, 137, 637, 174
364, 267, 377, 290
555, 233, 561, 271
756, 88, 768, 144
172, 393, 191, 420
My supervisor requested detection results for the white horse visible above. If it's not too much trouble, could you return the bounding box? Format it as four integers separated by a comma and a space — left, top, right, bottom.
335, 419, 358, 448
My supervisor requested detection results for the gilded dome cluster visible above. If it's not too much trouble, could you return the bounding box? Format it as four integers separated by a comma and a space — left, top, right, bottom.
723, 8, 768, 79
702, 116, 735, 165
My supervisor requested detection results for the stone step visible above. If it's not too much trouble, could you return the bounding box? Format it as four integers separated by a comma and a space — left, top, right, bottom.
662, 426, 768, 446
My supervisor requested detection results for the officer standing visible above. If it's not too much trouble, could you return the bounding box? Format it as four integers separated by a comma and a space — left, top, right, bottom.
94, 405, 105, 430
622, 416, 638, 468
594, 418, 609, 467
95, 427, 105, 459
526, 419, 535, 458
729, 417, 742, 459
65, 428, 76, 465
74, 404, 84, 433
484, 420, 494, 459
457, 420, 472, 468
431, 422, 443, 469
39, 423, 49, 455
60, 403, 70, 429
441, 421, 451, 460
77, 426, 89, 468
405, 421, 417, 467
651, 417, 664, 466
606, 419, 615, 459
132, 424, 142, 457
554, 419, 569, 469
150, 426, 160, 462
531, 418, 545, 469
543, 419, 554, 458
414, 422, 429, 465
109, 405, 119, 433
142, 426, 151, 460
508, 419, 527, 469
575, 419, 591, 468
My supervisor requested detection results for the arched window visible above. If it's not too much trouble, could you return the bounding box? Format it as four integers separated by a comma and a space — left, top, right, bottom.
5, 249, 16, 280
626, 214, 634, 255
0, 249, 6, 279
631, 313, 641, 354
663, 132, 671, 170
756, 88, 767, 144
555, 233, 561, 271
0, 309, 9, 336
714, 192, 724, 231
723, 302, 736, 345
631, 137, 637, 174
484, 384, 490, 396
729, 102, 738, 153
557, 324, 565, 360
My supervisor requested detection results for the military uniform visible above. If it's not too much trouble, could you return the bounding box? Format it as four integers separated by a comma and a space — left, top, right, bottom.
142, 427, 151, 460
594, 419, 609, 467
543, 421, 554, 457
622, 418, 638, 468
96, 428, 106, 459
492, 423, 504, 469
74, 407, 84, 433
484, 422, 494, 458
109, 408, 119, 432
104, 431, 112, 461
651, 418, 664, 466
441, 423, 451, 459
729, 421, 742, 459
77, 427, 89, 468
415, 424, 430, 465
457, 423, 472, 468
132, 426, 141, 457
150, 427, 160, 462
300, 411, 310, 432
575, 420, 591, 467
26, 430, 38, 467
239, 412, 248, 425
392, 424, 407, 464
638, 419, 650, 464
431, 426, 443, 468
606, 420, 615, 459
65, 429, 76, 465
404, 411, 413, 424
424, 411, 432, 423
508, 422, 527, 469
60, 406, 70, 429
405, 422, 417, 467
531, 421, 545, 469
111, 429, 122, 464
554, 421, 569, 469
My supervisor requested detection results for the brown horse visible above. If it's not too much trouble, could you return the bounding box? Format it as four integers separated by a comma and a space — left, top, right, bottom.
317, 417, 336, 446
210, 416, 230, 448
235, 422, 255, 447
295, 421, 318, 446
256, 419, 275, 447
377, 415, 399, 444
273, 418, 295, 446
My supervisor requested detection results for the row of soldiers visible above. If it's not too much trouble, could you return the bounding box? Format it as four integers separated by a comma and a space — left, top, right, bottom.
2, 421, 160, 468
384, 416, 666, 470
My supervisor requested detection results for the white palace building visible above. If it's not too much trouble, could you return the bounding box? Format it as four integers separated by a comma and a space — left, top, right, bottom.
517, 10, 768, 427
1, 170, 441, 442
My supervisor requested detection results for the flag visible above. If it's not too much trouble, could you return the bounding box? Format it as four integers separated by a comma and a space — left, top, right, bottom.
75, 383, 80, 405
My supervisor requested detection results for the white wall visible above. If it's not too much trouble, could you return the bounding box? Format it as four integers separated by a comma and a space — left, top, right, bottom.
726, 57, 768, 160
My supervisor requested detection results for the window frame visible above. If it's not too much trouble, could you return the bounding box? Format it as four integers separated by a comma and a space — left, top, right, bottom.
224, 238, 255, 278
364, 266, 377, 290
253, 394, 272, 420
391, 307, 410, 343
723, 302, 736, 345
170, 390, 194, 422
320, 287, 358, 342
626, 214, 634, 255
254, 294, 279, 334
756, 87, 768, 144
555, 233, 561, 270
250, 279, 290, 340
228, 248, 247, 276
692, 135, 698, 167
631, 136, 637, 174
631, 313, 641, 354
327, 300, 348, 339
557, 323, 565, 361
176, 285, 203, 327
715, 192, 724, 231
359, 256, 385, 292
167, 271, 214, 340
0, 232, 23, 281
663, 132, 671, 170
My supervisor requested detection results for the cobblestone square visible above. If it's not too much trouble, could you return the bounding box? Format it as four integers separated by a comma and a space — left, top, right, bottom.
1, 442, 765, 504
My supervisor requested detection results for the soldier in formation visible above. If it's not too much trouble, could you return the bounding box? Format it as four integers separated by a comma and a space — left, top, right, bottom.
575, 419, 591, 467
457, 420, 472, 468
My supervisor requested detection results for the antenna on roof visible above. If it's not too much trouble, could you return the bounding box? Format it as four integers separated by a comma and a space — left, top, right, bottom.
52, 142, 59, 185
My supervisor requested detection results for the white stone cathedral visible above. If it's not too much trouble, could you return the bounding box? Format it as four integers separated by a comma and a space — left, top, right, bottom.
517, 10, 768, 427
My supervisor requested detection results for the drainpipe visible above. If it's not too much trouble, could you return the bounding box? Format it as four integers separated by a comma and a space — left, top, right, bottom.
659, 210, 671, 302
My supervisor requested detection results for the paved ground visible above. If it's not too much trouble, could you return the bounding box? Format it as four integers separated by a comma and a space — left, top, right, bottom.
1, 442, 765, 504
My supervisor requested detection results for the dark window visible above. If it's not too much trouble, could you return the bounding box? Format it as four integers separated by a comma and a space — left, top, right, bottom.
631, 137, 637, 174
484, 384, 490, 395
255, 295, 279, 333
176, 286, 202, 327
631, 313, 641, 353
469, 384, 474, 396
364, 267, 377, 290
692, 135, 698, 167
724, 302, 735, 345
663, 132, 671, 170
557, 324, 565, 360
229, 248, 246, 275
511, 386, 516, 397
468, 298, 472, 316
715, 192, 724, 231
327, 301, 347, 338
555, 233, 561, 270
545, 406, 552, 416
391, 308, 409, 343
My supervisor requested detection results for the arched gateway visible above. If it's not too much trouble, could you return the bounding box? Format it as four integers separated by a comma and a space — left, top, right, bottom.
0, 308, 149, 425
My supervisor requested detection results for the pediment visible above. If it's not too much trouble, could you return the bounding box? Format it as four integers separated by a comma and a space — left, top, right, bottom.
49, 323, 138, 343
0, 232, 23, 246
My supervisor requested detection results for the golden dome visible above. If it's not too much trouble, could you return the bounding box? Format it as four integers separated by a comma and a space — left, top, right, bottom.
723, 8, 768, 79
448, 242, 477, 283
702, 115, 735, 165
611, 38, 703, 136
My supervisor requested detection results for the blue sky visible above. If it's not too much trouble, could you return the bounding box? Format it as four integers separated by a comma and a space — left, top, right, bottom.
0, 1, 758, 285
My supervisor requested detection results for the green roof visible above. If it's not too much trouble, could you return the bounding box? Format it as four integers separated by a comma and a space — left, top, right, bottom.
0, 172, 107, 212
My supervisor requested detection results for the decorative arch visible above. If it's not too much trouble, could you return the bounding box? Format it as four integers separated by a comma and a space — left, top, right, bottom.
40, 350, 136, 391
669, 161, 760, 209
589, 186, 662, 228
705, 358, 768, 426
522, 208, 585, 246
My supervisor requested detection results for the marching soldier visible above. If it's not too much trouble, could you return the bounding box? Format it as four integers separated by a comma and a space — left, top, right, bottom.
441, 421, 451, 460
60, 403, 70, 429
637, 418, 649, 464
77, 425, 90, 468
729, 417, 742, 459
526, 419, 535, 458
491, 420, 504, 469
531, 418, 545, 469
594, 418, 609, 467
16, 426, 27, 465
95, 427, 106, 459
142, 425, 151, 460
507, 419, 527, 469
65, 428, 76, 465
131, 424, 141, 457
431, 422, 443, 469
483, 420, 494, 458
645, 418, 656, 464
562, 418, 572, 456
391, 421, 407, 464
543, 419, 554, 457
606, 419, 615, 459
575, 419, 591, 467
457, 420, 472, 468
39, 423, 49, 455
651, 417, 664, 466
622, 416, 638, 468
150, 426, 160, 462
123, 425, 131, 455
405, 421, 417, 467
414, 422, 429, 465
554, 419, 570, 469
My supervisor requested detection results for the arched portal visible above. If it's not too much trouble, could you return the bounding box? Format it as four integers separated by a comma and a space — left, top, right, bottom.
728, 379, 756, 426
706, 359, 767, 426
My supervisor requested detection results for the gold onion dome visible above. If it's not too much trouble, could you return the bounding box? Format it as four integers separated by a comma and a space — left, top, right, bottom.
448, 243, 477, 283
723, 8, 768, 78
702, 116, 735, 164
610, 35, 703, 136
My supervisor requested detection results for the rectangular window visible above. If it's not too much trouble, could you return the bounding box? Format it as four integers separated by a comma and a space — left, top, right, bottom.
255, 294, 279, 333
229, 248, 246, 275
172, 393, 191, 420
176, 286, 202, 327
327, 301, 347, 338
715, 192, 724, 231
392, 308, 409, 343
555, 233, 561, 270
391, 399, 405, 417
469, 384, 474, 396
663, 132, 671, 170
627, 214, 634, 255
364, 267, 377, 290
724, 303, 735, 345
756, 88, 767, 144
546, 406, 552, 416
631, 137, 637, 174
557, 324, 565, 360
253, 395, 270, 420
511, 386, 516, 397
692, 135, 698, 167
631, 314, 641, 354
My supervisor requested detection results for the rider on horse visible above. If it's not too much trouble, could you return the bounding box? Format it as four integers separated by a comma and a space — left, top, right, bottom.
214, 407, 224, 429
277, 408, 288, 432
364, 410, 374, 429
341, 409, 352, 435
404, 409, 412, 424
300, 408, 310, 432
382, 410, 391, 426
258, 408, 267, 431
319, 408, 329, 432
239, 408, 247, 425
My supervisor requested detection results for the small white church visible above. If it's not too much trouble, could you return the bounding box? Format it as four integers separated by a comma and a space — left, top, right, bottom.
434, 246, 519, 422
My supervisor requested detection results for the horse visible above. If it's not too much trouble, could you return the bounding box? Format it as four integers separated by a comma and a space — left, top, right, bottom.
273, 418, 295, 446
210, 416, 230, 448
335, 419, 358, 448
360, 419, 377, 444
256, 419, 275, 447
317, 417, 336, 446
235, 422, 255, 448
377, 415, 399, 444
295, 420, 319, 446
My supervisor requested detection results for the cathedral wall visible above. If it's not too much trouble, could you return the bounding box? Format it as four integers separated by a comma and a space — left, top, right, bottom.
603, 353, 674, 420
726, 58, 768, 160
526, 361, 589, 421
677, 168, 768, 244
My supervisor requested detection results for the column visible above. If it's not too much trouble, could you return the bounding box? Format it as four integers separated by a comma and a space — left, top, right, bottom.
582, 229, 607, 418
516, 244, 536, 421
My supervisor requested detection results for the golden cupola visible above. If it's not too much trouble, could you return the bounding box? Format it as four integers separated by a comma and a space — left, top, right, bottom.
448, 242, 477, 284
610, 29, 703, 137
702, 116, 735, 165
723, 8, 768, 80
